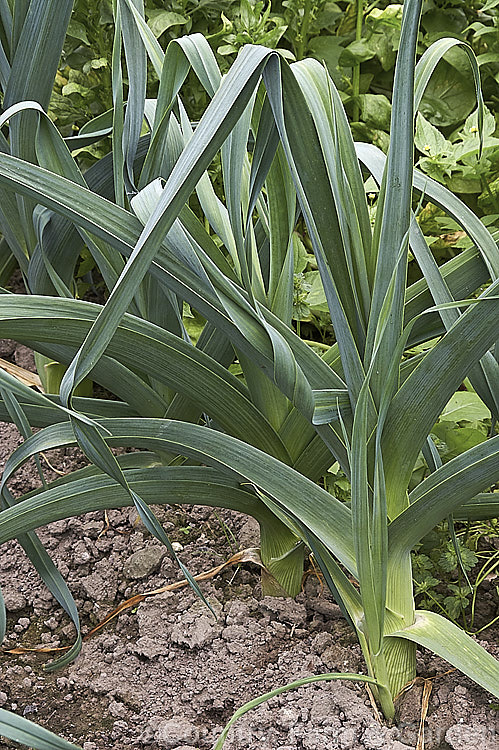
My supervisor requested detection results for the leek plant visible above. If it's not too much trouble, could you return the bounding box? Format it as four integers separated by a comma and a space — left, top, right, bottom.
0, 0, 498, 746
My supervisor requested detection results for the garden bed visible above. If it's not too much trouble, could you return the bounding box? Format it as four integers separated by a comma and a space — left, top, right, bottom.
0, 345, 497, 750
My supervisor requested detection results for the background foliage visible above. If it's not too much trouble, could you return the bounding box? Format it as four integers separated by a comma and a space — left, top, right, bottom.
51, 1, 499, 200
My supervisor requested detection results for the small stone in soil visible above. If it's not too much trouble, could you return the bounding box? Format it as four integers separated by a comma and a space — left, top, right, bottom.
0, 339, 16, 357
445, 723, 497, 750
3, 591, 27, 611
22, 704, 37, 716
123, 546, 166, 579
155, 718, 199, 749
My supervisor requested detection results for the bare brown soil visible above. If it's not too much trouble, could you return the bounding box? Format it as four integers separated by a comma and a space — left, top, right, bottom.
0, 341, 498, 750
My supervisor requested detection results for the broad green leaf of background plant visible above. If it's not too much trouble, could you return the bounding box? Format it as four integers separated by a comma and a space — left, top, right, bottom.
439, 391, 491, 422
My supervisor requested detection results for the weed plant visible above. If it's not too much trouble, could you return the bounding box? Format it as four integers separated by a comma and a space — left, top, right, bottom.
0, 0, 498, 747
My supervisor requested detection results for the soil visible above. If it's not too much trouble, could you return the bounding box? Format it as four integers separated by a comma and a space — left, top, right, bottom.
0, 341, 498, 750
